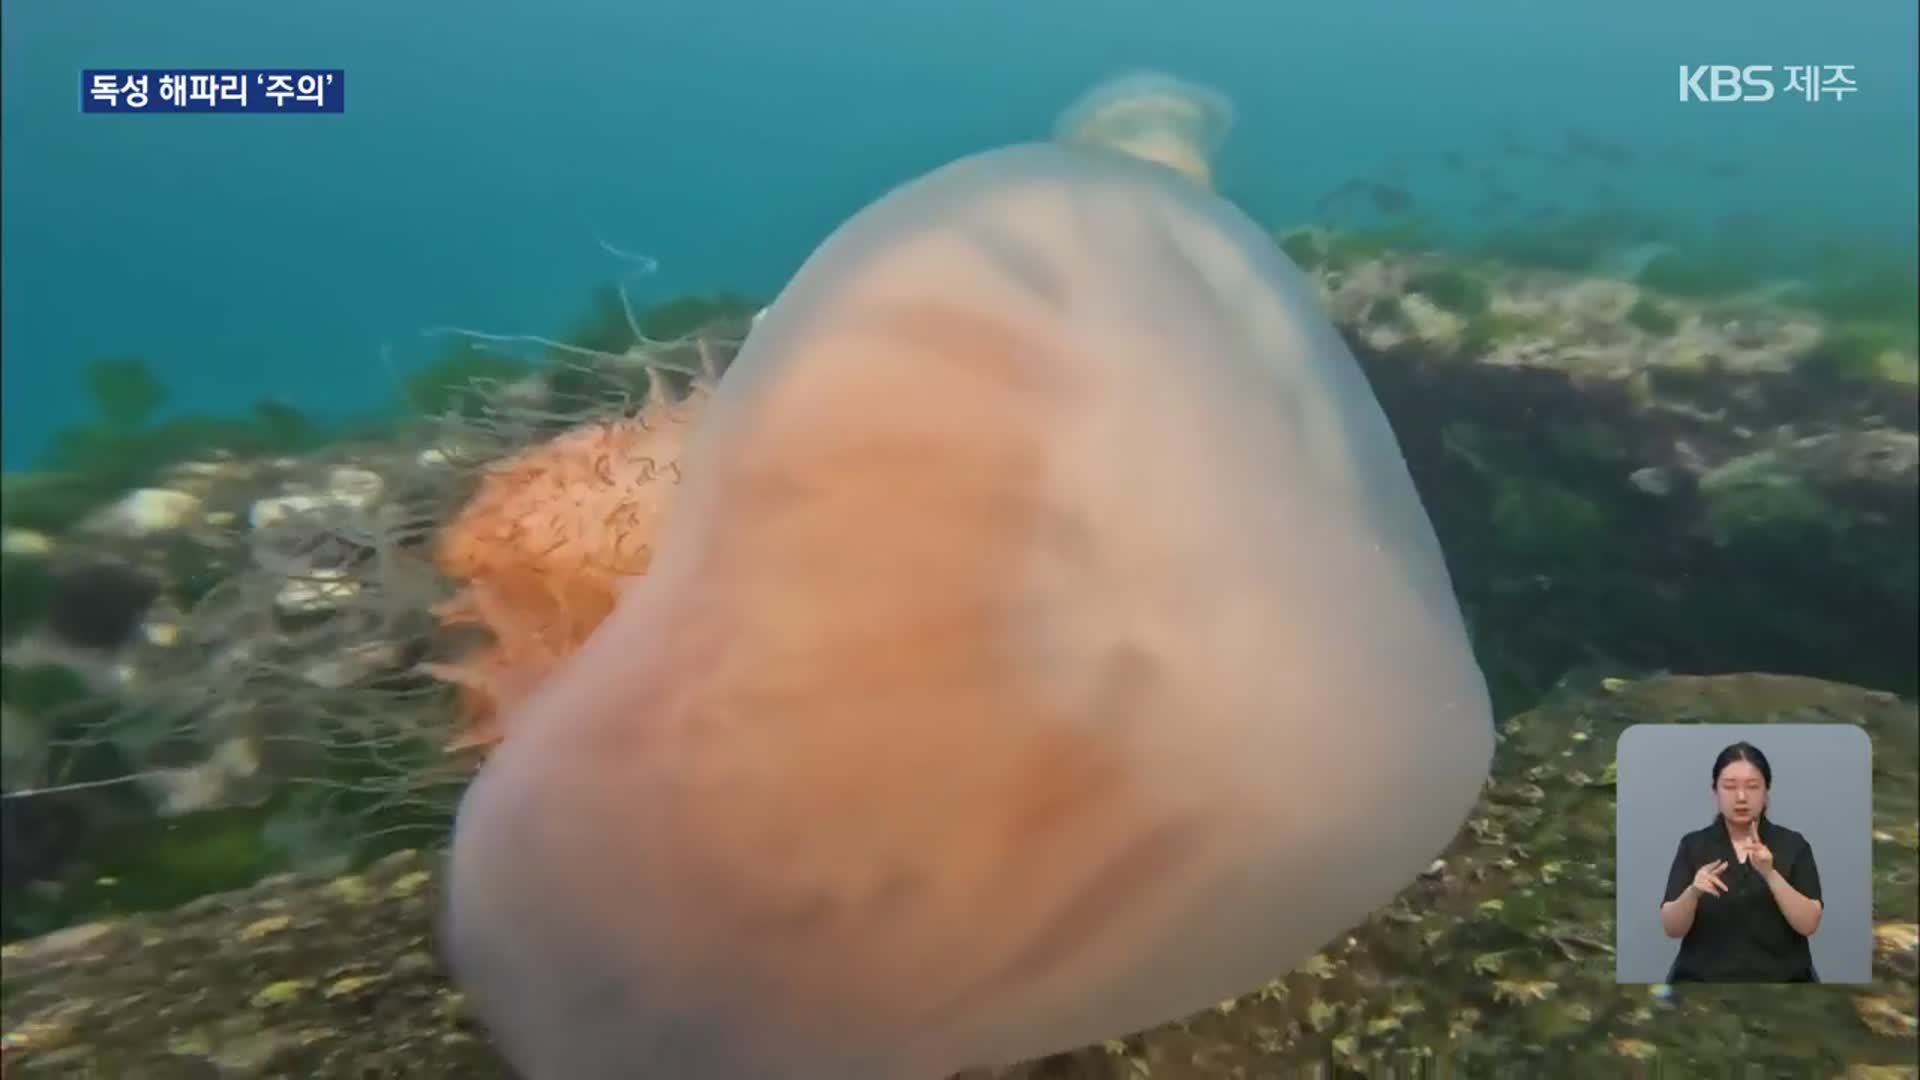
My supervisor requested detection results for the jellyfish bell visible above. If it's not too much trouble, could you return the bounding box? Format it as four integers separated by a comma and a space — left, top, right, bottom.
1053, 69, 1236, 188
443, 70, 1494, 1079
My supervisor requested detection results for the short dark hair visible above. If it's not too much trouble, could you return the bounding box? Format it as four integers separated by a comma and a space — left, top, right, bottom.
1711, 741, 1773, 788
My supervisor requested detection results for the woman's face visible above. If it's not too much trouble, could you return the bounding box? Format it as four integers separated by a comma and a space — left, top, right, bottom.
1714, 758, 1768, 827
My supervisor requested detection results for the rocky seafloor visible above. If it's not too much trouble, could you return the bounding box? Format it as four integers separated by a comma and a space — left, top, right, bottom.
0, 238, 1915, 1075
2, 673, 1914, 1077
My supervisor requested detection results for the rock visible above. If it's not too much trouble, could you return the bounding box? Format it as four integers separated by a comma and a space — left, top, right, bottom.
1779, 430, 1918, 490
248, 494, 333, 531
987, 674, 1920, 1078
1559, 276, 1640, 325
1312, 247, 1848, 382
248, 514, 379, 582
299, 640, 410, 690
44, 561, 161, 652
325, 468, 385, 510
84, 488, 203, 538
273, 569, 361, 617
136, 737, 269, 817
158, 459, 265, 501
0, 705, 49, 792
1398, 292, 1465, 346
245, 467, 391, 538
2, 673, 1911, 1076
1628, 466, 1673, 497
2, 530, 55, 557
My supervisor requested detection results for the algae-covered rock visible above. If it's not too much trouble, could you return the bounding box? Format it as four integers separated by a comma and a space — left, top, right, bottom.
3, 673, 1912, 1077
0, 848, 495, 1077
1310, 242, 1919, 709
972, 673, 1919, 1078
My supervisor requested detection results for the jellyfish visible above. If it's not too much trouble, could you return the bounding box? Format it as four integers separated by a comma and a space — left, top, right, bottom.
441, 70, 1494, 1080
423, 376, 711, 751
1052, 69, 1236, 189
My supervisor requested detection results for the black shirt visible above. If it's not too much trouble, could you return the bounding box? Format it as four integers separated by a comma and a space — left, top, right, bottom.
1662, 814, 1823, 982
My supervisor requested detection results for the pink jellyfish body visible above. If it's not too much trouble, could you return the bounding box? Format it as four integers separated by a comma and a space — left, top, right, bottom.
443, 71, 1493, 1080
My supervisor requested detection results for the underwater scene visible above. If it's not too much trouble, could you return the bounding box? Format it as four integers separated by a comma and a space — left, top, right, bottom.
1, 1, 1916, 1076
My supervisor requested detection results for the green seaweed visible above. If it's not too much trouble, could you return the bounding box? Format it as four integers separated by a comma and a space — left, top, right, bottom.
1320, 221, 1432, 269
403, 342, 531, 417
1438, 421, 1497, 475
533, 287, 760, 408
1489, 475, 1609, 569
0, 664, 147, 843
1636, 249, 1771, 299
1698, 458, 1840, 546
83, 358, 167, 430
1794, 323, 1914, 386
554, 284, 645, 358
3, 663, 113, 734
1626, 297, 1679, 335
250, 399, 318, 448
1457, 311, 1553, 356
1797, 255, 1920, 326
1, 805, 292, 942
0, 472, 126, 535
46, 408, 327, 487
548, 287, 760, 363
637, 292, 760, 340
1438, 418, 1616, 578
1547, 422, 1630, 472
1406, 266, 1491, 318
16, 360, 337, 534
1364, 296, 1407, 327
1457, 318, 1497, 356
1278, 228, 1325, 270
161, 536, 229, 611
0, 555, 52, 640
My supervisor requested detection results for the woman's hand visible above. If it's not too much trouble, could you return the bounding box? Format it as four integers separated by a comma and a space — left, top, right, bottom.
1691, 859, 1729, 897
1743, 838, 1774, 875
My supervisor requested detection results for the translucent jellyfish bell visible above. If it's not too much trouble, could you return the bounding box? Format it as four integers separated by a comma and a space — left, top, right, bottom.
443, 70, 1494, 1080
1052, 69, 1236, 187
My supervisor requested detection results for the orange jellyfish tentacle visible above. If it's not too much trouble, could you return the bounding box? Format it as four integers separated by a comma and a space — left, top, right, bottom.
421, 374, 714, 756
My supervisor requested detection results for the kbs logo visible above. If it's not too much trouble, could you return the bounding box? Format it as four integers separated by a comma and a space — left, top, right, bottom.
1679, 65, 1857, 103
1679, 65, 1774, 102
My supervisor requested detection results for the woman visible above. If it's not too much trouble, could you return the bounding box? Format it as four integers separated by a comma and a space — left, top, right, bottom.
1658, 741, 1825, 982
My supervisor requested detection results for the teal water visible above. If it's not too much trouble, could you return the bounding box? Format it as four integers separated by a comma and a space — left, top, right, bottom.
1, 6, 1917, 1071
2, 0, 1915, 467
